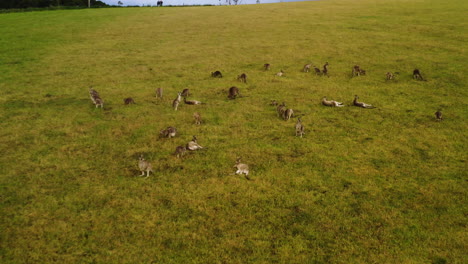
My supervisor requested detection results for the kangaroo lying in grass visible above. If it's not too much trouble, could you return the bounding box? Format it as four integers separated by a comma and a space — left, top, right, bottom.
322, 97, 344, 107
353, 95, 375, 108
186, 135, 203, 151
184, 97, 203, 105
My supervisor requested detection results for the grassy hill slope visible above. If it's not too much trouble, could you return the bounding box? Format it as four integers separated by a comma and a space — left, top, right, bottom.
1, 0, 467, 263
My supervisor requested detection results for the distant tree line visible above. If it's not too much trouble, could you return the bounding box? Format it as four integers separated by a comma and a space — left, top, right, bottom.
0, 0, 108, 9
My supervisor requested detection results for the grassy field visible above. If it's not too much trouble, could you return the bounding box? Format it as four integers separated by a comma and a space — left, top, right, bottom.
1, 0, 467, 263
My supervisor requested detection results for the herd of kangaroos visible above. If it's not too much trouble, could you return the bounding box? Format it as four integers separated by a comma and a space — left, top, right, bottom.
88, 63, 442, 179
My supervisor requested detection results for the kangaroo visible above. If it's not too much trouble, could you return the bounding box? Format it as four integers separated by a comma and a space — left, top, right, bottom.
156, 88, 163, 99
138, 155, 153, 178
193, 112, 202, 125
277, 102, 286, 117
352, 65, 365, 77
283, 108, 294, 121
211, 71, 223, 78
174, 146, 187, 158
181, 88, 190, 98
413, 69, 424, 81
186, 135, 203, 151
184, 97, 202, 105
264, 63, 271, 71
276, 70, 284, 77
352, 65, 360, 76
270, 100, 278, 106
303, 64, 311, 72
353, 95, 375, 108
435, 110, 443, 121
314, 66, 321, 75
92, 96, 104, 108
89, 87, 99, 98
160, 126, 177, 138
124, 97, 135, 105
172, 92, 182, 110
228, 86, 240, 99
322, 62, 329, 76
89, 87, 103, 108
234, 157, 249, 177
386, 72, 394, 80
237, 73, 247, 83
322, 97, 344, 107
295, 117, 305, 137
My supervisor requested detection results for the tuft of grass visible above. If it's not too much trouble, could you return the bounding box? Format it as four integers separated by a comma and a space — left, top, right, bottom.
1, 0, 467, 263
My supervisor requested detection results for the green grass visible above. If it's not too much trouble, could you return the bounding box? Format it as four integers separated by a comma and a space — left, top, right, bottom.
1, 0, 467, 263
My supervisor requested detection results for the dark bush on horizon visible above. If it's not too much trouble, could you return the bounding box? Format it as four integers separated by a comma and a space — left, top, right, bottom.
0, 0, 108, 9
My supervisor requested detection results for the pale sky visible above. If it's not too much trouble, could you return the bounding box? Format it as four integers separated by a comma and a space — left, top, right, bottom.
102, 0, 313, 6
